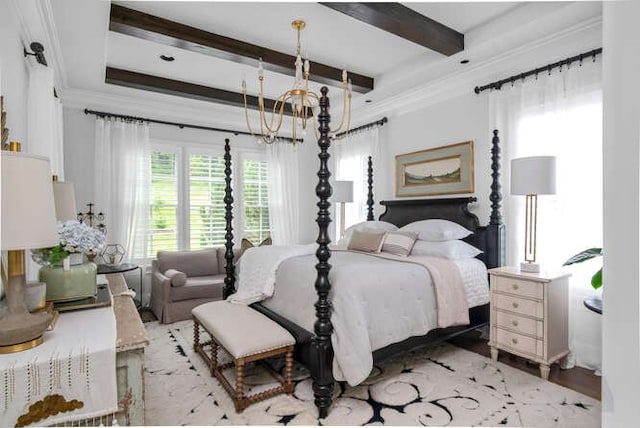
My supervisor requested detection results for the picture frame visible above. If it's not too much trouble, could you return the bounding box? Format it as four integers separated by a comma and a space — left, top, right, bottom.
395, 140, 474, 197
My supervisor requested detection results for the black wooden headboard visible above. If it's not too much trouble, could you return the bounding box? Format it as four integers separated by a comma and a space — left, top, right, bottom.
379, 196, 503, 269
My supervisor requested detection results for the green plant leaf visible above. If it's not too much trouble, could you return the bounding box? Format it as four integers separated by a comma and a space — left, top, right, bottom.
591, 268, 602, 289
563, 247, 603, 266
49, 244, 69, 265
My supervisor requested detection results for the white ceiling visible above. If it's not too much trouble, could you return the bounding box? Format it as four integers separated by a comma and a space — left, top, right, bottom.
45, 1, 602, 133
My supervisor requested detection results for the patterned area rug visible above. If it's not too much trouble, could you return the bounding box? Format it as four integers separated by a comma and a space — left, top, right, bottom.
144, 320, 600, 426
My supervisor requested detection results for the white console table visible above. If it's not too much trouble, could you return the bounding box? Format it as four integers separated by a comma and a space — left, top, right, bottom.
106, 273, 149, 426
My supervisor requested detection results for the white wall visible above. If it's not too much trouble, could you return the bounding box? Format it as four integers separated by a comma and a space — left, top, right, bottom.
0, 0, 30, 147
602, 1, 640, 426
382, 94, 492, 223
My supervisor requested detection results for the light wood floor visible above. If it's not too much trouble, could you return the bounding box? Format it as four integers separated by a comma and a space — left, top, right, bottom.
139, 308, 601, 401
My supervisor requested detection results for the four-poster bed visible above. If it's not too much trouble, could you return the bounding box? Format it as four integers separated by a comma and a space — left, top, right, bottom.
221, 87, 505, 418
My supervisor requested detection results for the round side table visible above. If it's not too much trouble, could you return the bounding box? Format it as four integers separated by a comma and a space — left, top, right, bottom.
583, 296, 602, 314
97, 263, 143, 308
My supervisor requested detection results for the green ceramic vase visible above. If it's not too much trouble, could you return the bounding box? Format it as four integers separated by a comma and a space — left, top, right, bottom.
39, 262, 97, 302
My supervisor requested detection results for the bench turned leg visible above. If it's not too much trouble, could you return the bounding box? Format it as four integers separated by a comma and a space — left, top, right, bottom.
193, 321, 199, 352
210, 341, 218, 375
284, 350, 294, 393
235, 359, 245, 411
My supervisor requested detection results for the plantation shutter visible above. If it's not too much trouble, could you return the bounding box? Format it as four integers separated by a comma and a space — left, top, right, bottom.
149, 150, 178, 254
242, 159, 270, 243
189, 154, 226, 249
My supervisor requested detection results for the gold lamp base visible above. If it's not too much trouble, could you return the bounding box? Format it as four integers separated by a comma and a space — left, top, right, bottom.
0, 336, 43, 354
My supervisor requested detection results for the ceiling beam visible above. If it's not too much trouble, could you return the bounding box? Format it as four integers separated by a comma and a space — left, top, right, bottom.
109, 4, 374, 93
320, 3, 464, 56
105, 67, 300, 117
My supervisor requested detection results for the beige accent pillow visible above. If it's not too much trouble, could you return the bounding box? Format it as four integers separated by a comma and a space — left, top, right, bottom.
381, 231, 418, 256
235, 237, 272, 260
347, 230, 386, 253
164, 269, 187, 287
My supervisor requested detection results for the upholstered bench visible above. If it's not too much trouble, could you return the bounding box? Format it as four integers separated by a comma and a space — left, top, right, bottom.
192, 301, 295, 412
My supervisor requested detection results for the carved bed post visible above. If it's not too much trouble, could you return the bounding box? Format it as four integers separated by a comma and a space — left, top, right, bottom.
312, 86, 334, 419
223, 138, 236, 299
486, 129, 505, 268
367, 156, 374, 221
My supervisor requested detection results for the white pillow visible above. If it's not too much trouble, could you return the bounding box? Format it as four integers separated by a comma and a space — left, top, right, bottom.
399, 219, 473, 242
410, 239, 482, 260
339, 221, 399, 245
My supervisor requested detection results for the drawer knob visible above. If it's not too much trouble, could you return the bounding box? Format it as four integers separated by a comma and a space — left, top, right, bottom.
512, 283, 519, 290
512, 320, 519, 327
512, 302, 519, 309
512, 337, 519, 345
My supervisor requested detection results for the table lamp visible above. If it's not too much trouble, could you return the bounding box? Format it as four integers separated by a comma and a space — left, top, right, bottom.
52, 176, 78, 221
510, 156, 556, 273
333, 180, 354, 239
0, 143, 58, 352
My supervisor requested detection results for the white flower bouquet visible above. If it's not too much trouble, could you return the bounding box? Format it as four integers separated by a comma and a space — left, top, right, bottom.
32, 220, 106, 266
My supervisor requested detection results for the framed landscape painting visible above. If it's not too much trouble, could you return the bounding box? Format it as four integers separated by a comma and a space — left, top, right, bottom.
395, 141, 474, 197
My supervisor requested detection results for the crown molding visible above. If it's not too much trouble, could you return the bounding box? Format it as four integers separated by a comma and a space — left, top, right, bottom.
36, 0, 68, 89
7, 0, 68, 90
61, 87, 249, 131
355, 16, 602, 120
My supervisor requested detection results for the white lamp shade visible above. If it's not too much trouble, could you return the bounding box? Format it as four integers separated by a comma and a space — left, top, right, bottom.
510, 156, 557, 195
333, 180, 354, 203
53, 181, 78, 221
1, 151, 59, 250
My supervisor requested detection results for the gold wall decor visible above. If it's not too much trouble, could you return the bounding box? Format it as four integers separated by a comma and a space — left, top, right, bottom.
1, 96, 8, 150
395, 140, 475, 197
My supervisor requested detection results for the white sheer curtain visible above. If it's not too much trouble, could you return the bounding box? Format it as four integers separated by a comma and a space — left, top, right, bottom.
26, 63, 65, 282
266, 141, 300, 244
27, 63, 64, 177
93, 118, 150, 263
334, 128, 381, 232
491, 57, 603, 372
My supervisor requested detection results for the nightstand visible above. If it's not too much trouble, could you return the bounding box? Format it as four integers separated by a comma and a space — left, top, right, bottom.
488, 266, 570, 379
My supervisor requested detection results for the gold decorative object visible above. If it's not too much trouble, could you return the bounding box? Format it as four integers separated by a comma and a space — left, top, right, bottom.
15, 394, 84, 427
1, 96, 8, 150
241, 20, 352, 143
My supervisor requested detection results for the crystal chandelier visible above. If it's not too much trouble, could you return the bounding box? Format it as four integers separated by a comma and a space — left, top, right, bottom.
241, 20, 352, 143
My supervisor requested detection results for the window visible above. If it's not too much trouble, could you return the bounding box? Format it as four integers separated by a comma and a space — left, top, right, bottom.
242, 158, 270, 243
189, 153, 226, 249
148, 144, 271, 255
149, 150, 178, 254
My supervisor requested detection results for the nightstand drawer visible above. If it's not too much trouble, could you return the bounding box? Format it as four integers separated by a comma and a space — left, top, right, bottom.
496, 328, 543, 358
495, 310, 543, 337
493, 293, 543, 318
493, 276, 543, 300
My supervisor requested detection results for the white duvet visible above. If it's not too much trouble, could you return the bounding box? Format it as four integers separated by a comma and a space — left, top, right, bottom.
229, 246, 489, 385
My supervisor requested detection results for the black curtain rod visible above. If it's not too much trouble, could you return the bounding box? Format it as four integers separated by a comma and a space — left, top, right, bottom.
83, 108, 301, 143
334, 116, 388, 139
474, 47, 603, 94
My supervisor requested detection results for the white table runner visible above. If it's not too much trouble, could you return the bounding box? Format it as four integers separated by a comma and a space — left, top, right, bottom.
0, 304, 118, 426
